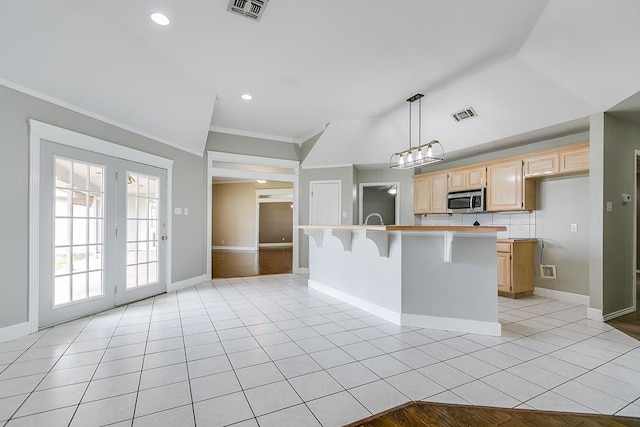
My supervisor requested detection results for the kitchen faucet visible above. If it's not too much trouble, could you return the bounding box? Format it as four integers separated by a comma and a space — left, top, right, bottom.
364, 212, 384, 225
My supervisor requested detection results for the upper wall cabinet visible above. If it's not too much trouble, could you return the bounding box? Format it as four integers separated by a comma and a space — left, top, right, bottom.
413, 172, 448, 214
524, 153, 559, 177
559, 143, 589, 174
413, 174, 430, 215
524, 142, 589, 178
486, 160, 535, 211
414, 142, 588, 215
448, 166, 487, 192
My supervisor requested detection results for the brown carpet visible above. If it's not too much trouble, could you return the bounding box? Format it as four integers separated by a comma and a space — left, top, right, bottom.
345, 402, 640, 427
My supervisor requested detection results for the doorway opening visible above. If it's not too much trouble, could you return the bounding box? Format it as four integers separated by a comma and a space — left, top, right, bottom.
207, 151, 299, 279
606, 152, 640, 339
211, 180, 293, 278
359, 182, 400, 225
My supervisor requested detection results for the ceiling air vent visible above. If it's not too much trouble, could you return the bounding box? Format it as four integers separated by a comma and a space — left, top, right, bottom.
227, 0, 269, 21
452, 107, 478, 122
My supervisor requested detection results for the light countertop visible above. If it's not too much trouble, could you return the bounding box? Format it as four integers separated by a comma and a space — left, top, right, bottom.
297, 225, 507, 232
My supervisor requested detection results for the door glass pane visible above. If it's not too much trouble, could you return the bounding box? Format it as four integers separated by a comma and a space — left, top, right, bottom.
55, 159, 72, 189
53, 157, 106, 307
72, 273, 88, 301
54, 276, 71, 306
125, 171, 160, 289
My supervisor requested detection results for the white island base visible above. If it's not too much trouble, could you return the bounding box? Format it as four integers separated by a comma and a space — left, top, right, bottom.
301, 226, 506, 336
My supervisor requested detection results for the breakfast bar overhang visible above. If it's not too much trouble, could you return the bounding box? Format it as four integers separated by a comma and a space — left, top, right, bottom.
299, 225, 507, 336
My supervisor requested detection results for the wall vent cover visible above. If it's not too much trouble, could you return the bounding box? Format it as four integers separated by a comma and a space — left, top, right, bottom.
452, 107, 478, 122
227, 0, 269, 21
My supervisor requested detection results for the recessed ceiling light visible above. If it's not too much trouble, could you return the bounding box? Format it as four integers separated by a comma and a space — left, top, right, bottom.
150, 12, 170, 26
256, 179, 267, 184
241, 93, 253, 101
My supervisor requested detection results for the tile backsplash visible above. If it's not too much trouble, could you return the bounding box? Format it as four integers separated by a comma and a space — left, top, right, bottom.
421, 211, 536, 239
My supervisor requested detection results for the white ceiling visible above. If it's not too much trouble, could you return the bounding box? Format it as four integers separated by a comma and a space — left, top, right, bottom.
1, 0, 639, 163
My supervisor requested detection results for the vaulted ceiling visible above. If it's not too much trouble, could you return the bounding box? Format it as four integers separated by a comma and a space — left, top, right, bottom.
1, 0, 639, 164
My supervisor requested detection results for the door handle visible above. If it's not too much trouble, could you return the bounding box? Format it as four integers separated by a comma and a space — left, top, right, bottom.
161, 236, 168, 241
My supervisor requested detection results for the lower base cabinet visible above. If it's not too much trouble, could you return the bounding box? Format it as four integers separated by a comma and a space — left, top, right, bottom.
497, 239, 536, 298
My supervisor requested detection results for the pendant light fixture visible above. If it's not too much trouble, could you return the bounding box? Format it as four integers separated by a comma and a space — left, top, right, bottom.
389, 94, 444, 169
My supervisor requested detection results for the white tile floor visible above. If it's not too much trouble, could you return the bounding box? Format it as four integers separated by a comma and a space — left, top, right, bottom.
1, 274, 640, 426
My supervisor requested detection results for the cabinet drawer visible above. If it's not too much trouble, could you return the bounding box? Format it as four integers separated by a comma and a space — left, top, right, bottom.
497, 242, 512, 253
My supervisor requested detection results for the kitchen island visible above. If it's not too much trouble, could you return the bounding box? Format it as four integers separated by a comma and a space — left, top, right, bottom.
299, 225, 507, 336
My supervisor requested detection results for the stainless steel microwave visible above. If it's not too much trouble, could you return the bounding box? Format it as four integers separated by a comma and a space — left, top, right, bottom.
447, 188, 485, 213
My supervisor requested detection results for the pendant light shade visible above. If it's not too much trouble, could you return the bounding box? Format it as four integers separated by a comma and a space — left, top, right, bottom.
389, 94, 444, 169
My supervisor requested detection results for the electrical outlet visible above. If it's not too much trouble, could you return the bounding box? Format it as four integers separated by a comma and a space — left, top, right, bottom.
570, 223, 578, 232
184, 208, 189, 215
607, 201, 613, 212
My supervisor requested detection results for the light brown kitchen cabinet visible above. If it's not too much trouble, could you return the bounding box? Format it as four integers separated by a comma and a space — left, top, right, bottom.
486, 160, 534, 211
559, 143, 589, 174
413, 174, 430, 214
523, 153, 559, 177
448, 166, 486, 191
430, 173, 448, 213
447, 170, 466, 192
497, 239, 536, 298
412, 172, 448, 214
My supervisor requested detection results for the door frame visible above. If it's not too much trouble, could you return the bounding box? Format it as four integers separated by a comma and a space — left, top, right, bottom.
29, 120, 173, 333
309, 180, 342, 225
207, 151, 300, 276
634, 150, 640, 312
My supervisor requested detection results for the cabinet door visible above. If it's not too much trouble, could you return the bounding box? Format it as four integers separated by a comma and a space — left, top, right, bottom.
560, 146, 589, 173
524, 153, 559, 177
487, 160, 524, 211
430, 173, 449, 213
413, 174, 430, 214
497, 251, 511, 293
467, 166, 486, 188
448, 170, 466, 192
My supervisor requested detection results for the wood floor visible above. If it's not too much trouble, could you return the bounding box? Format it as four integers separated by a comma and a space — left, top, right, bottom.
212, 247, 292, 278
346, 402, 640, 427
606, 277, 640, 341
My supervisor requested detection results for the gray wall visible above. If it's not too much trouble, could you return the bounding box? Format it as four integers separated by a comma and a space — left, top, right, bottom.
601, 114, 640, 315
534, 175, 590, 295
0, 84, 206, 329
206, 131, 300, 161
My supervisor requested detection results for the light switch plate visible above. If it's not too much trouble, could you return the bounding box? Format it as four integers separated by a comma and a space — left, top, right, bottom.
606, 201, 612, 212
570, 223, 578, 232
174, 207, 182, 215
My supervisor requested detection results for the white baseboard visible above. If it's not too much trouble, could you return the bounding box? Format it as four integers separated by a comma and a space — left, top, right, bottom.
212, 246, 256, 251
402, 313, 502, 337
259, 243, 293, 248
295, 267, 309, 274
308, 280, 401, 325
603, 305, 636, 321
587, 307, 603, 322
0, 321, 32, 343
533, 287, 590, 306
168, 274, 209, 292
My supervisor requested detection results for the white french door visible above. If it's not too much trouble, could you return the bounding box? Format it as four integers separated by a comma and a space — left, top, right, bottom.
39, 141, 167, 327
115, 160, 167, 305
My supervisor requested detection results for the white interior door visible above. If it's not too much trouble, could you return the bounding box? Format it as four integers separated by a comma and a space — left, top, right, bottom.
39, 141, 116, 327
116, 159, 167, 305
310, 181, 341, 225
